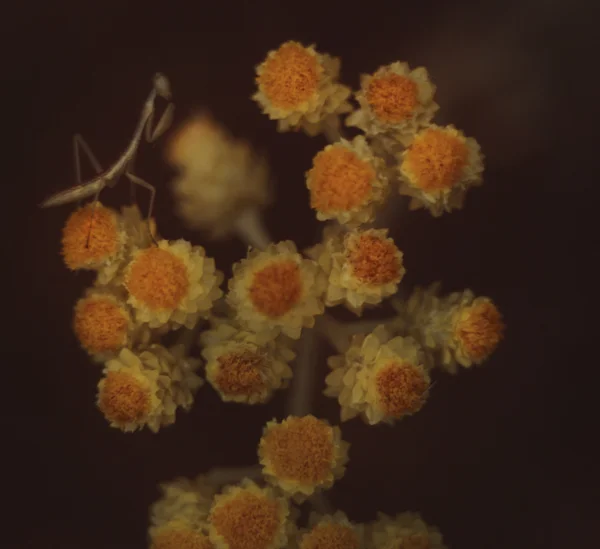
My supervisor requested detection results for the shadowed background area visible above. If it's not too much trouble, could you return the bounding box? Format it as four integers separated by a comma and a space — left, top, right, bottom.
5, 1, 596, 547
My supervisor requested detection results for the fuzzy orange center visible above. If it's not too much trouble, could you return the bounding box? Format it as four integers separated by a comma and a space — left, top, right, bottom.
61, 204, 120, 270
73, 296, 129, 354
375, 362, 429, 418
126, 247, 189, 311
309, 146, 375, 213
249, 260, 302, 318
151, 525, 213, 549
347, 233, 401, 285
403, 128, 469, 192
300, 523, 359, 549
366, 72, 418, 123
455, 300, 504, 361
215, 349, 267, 397
258, 42, 320, 110
99, 371, 150, 425
261, 416, 334, 485
210, 491, 281, 549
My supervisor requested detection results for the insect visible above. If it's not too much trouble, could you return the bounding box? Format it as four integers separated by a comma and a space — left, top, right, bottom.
39, 72, 174, 243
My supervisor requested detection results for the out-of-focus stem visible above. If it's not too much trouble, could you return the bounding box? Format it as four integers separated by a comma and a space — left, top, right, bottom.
234, 206, 271, 250
286, 326, 318, 417
323, 124, 342, 143
205, 465, 262, 487
308, 492, 334, 515
315, 313, 384, 353
176, 320, 205, 356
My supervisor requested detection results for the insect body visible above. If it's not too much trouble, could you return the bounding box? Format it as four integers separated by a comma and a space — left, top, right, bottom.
39, 73, 174, 217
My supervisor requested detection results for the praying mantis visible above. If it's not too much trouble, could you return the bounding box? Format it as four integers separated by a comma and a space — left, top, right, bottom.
39, 72, 175, 243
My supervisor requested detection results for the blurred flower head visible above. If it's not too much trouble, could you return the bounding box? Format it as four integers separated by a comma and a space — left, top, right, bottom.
208, 478, 294, 549
369, 512, 446, 549
296, 511, 364, 549
166, 114, 271, 239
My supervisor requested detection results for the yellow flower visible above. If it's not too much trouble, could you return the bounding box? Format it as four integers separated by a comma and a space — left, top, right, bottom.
149, 520, 214, 549
72, 287, 133, 361
227, 241, 326, 339
306, 136, 388, 227
94, 204, 159, 286
370, 512, 446, 549
208, 479, 294, 549
200, 320, 295, 404
258, 415, 349, 502
123, 239, 223, 330
307, 226, 405, 314
150, 475, 216, 531
346, 62, 438, 146
391, 285, 504, 374
397, 125, 484, 216
61, 202, 126, 271
253, 41, 352, 137
325, 326, 430, 425
453, 297, 504, 366
297, 511, 364, 549
166, 114, 271, 240
97, 345, 203, 432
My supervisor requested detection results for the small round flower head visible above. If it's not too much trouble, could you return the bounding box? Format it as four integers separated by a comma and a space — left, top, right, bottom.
297, 511, 364, 549
149, 520, 214, 549
451, 294, 504, 367
307, 225, 405, 315
391, 285, 504, 374
306, 136, 389, 227
72, 287, 135, 362
208, 478, 294, 549
166, 114, 271, 239
397, 125, 484, 217
253, 41, 352, 137
325, 326, 430, 425
227, 241, 326, 340
258, 415, 349, 502
123, 239, 224, 330
61, 202, 126, 272
150, 475, 216, 531
95, 204, 159, 286
369, 512, 446, 549
97, 345, 203, 432
200, 320, 295, 404
346, 62, 438, 146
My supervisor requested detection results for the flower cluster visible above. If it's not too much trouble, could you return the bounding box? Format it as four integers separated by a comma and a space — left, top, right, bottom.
148, 446, 447, 548
44, 39, 506, 548
59, 203, 222, 431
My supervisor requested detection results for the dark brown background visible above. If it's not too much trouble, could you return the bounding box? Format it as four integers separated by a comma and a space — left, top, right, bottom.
5, 1, 596, 547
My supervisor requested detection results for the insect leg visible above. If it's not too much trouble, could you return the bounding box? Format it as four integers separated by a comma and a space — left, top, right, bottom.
74, 134, 102, 181
145, 103, 175, 143
74, 134, 103, 209
125, 173, 157, 245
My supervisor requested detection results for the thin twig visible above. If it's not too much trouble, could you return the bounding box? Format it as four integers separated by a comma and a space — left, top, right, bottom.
286, 327, 318, 416
205, 465, 262, 487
